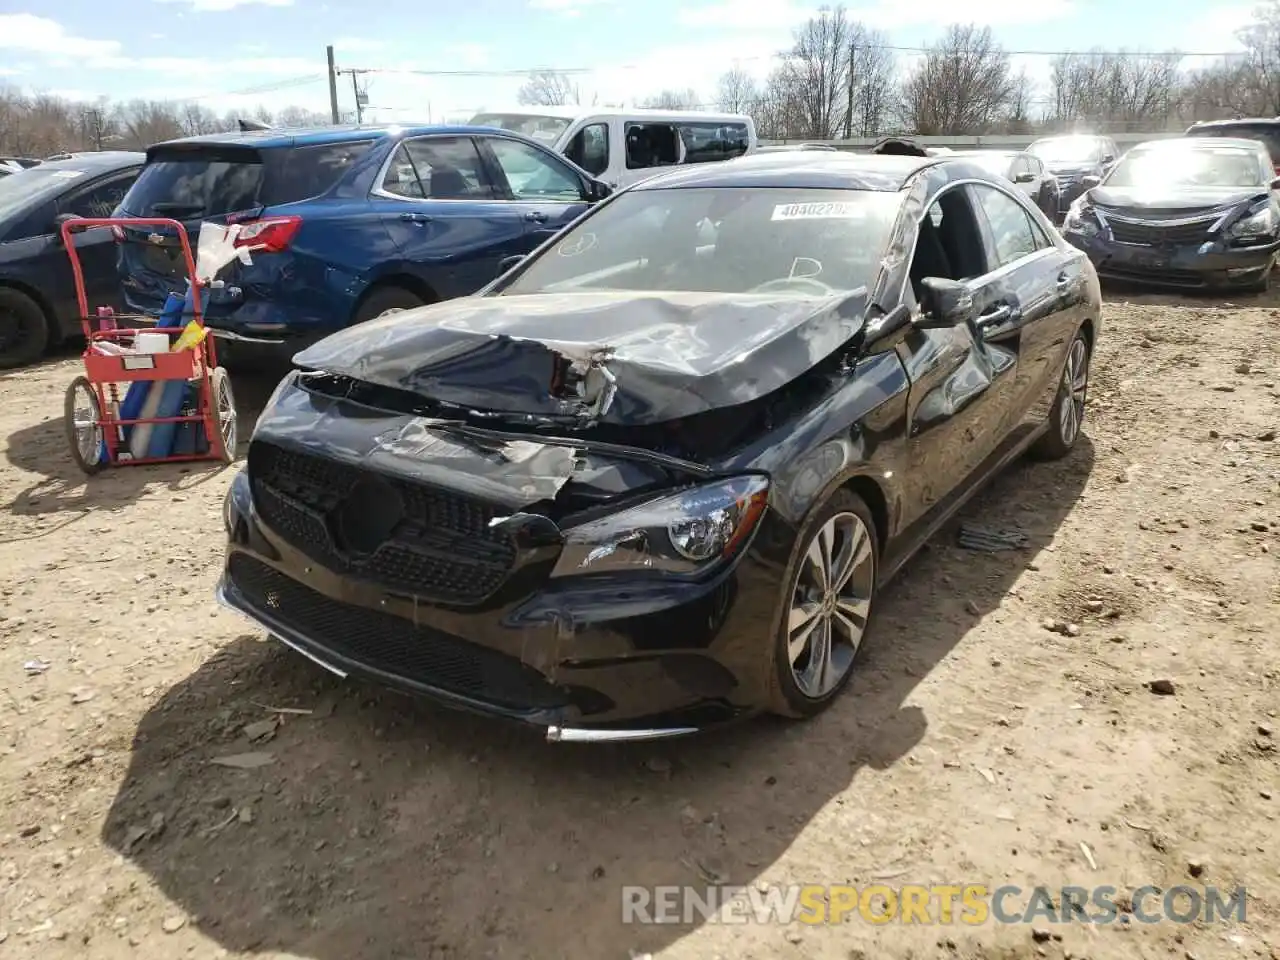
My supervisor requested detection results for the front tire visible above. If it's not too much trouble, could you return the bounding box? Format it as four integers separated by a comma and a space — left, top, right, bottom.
1032, 329, 1090, 460
767, 489, 879, 719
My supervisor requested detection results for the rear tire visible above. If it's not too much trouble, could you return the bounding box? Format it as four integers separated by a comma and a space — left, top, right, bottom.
354, 286, 425, 324
0, 288, 50, 370
209, 367, 238, 463
1031, 328, 1090, 461
767, 489, 879, 719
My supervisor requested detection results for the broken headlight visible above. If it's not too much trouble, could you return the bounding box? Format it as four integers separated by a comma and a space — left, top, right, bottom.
551, 475, 769, 577
1063, 199, 1098, 238
1228, 203, 1278, 242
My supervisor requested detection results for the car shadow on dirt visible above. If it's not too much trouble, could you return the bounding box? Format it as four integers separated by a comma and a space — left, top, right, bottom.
1100, 280, 1277, 307
0, 370, 283, 519
99, 438, 1095, 960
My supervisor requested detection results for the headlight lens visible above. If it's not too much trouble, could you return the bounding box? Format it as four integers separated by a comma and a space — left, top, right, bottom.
1063, 199, 1099, 237
1228, 204, 1277, 240
551, 475, 769, 578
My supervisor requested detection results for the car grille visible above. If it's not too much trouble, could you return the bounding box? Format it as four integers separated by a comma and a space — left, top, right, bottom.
1103, 215, 1217, 247
1097, 264, 1207, 287
247, 441, 517, 606
227, 553, 568, 710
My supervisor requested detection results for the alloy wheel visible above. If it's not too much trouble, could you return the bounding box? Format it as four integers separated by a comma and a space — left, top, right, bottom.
1058, 337, 1089, 446
70, 380, 103, 467
787, 511, 876, 699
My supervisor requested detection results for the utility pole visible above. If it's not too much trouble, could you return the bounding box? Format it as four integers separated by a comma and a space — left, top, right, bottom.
326, 45, 339, 124
335, 66, 371, 124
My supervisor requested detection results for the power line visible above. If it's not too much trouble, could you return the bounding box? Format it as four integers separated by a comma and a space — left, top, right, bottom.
338, 44, 1246, 82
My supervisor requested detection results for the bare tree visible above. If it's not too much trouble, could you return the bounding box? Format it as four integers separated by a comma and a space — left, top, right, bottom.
715, 68, 758, 114
755, 68, 806, 140
844, 26, 897, 137
517, 70, 581, 106
1236, 0, 1280, 114
642, 88, 701, 109
899, 24, 1016, 135
781, 5, 852, 140
275, 105, 330, 127
1049, 50, 1183, 132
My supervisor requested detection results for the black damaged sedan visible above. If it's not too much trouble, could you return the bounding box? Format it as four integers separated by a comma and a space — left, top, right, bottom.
1061, 136, 1280, 291
219, 151, 1102, 741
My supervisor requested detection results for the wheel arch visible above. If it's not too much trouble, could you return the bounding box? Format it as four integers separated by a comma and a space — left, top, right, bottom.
841, 473, 890, 557
350, 273, 438, 323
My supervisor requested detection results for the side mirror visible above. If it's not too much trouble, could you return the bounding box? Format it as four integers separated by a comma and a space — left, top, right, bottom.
52, 212, 79, 244
1013, 171, 1035, 183
1101, 154, 1115, 165
1269, 176, 1280, 190
1080, 174, 1102, 189
584, 178, 612, 202
915, 277, 974, 328
496, 254, 526, 277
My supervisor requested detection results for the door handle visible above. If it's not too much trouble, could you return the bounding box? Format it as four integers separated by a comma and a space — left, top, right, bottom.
399, 212, 432, 223
1056, 271, 1070, 288
978, 304, 1014, 327
524, 211, 548, 223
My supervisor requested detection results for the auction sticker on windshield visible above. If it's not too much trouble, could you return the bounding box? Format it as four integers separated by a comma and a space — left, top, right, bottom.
772, 202, 863, 221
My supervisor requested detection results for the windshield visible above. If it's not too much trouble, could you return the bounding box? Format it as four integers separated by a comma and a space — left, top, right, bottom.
1104, 146, 1265, 189
469, 113, 571, 146
1028, 137, 1102, 164
0, 167, 90, 222
499, 186, 903, 296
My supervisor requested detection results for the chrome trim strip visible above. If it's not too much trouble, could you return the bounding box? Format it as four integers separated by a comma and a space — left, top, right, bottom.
215, 580, 349, 679
209, 329, 288, 344
546, 724, 700, 743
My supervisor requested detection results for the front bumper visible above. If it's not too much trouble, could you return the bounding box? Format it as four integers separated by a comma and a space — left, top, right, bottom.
1062, 230, 1280, 289
218, 470, 784, 741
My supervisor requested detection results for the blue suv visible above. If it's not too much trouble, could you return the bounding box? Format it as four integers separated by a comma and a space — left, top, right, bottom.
114, 124, 609, 360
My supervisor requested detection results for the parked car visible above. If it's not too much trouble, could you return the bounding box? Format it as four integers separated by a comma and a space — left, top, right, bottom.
1026, 134, 1120, 217
0, 152, 144, 369
0, 157, 43, 170
0, 162, 21, 179
218, 149, 1101, 742
1185, 118, 1280, 172
468, 107, 755, 190
950, 150, 1061, 221
1060, 136, 1280, 291
113, 124, 612, 364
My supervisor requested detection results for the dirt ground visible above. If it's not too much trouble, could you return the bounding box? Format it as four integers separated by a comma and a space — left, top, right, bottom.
0, 289, 1276, 960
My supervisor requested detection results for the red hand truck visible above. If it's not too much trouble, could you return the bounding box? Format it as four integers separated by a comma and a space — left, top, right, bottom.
60, 217, 237, 474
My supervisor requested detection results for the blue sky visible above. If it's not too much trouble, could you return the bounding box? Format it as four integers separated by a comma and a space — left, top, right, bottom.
0, 0, 1259, 121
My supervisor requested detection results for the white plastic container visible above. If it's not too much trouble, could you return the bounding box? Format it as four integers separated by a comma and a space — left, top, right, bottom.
134, 331, 170, 355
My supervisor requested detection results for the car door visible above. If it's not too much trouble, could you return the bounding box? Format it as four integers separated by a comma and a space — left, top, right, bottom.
894, 187, 1013, 533
372, 135, 530, 300
55, 171, 140, 322
476, 134, 592, 249
966, 181, 1082, 448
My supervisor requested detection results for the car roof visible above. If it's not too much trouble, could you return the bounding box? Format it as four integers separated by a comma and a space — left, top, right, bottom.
632, 151, 943, 191
29, 152, 145, 172
149, 123, 521, 151
1191, 117, 1280, 128
949, 149, 1020, 159
1135, 136, 1265, 152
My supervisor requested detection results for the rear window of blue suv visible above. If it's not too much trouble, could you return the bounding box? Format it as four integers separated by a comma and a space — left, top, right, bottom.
120, 140, 375, 217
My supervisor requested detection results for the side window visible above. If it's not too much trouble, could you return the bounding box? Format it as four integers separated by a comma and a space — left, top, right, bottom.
625, 123, 680, 170
970, 184, 1043, 267
268, 140, 374, 204
60, 175, 137, 219
382, 137, 492, 200
678, 123, 750, 164
910, 188, 992, 300
564, 123, 609, 177
485, 137, 584, 201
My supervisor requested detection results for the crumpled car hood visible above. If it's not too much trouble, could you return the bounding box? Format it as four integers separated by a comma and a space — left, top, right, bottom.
294, 289, 868, 426
1090, 184, 1265, 213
